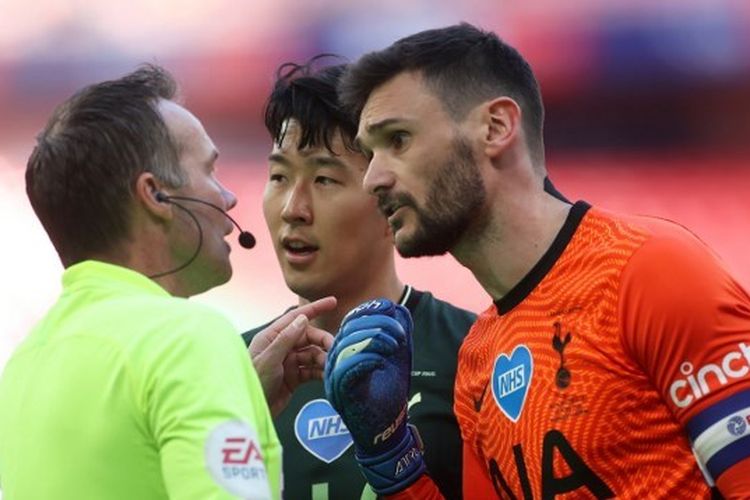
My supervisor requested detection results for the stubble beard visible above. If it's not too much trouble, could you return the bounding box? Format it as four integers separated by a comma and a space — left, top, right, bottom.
386, 136, 486, 258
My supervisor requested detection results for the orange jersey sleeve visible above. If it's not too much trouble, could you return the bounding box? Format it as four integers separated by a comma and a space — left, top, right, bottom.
385, 474, 442, 500
618, 215, 750, 497
717, 463, 750, 500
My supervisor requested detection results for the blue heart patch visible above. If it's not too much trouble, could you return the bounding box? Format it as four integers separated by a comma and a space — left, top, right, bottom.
294, 399, 353, 463
491, 345, 534, 423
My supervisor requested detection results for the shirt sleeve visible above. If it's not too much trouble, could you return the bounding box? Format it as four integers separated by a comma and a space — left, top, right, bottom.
137, 306, 280, 500
385, 474, 443, 500
618, 222, 750, 496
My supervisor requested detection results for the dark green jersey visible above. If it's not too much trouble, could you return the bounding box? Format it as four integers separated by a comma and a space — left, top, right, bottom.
242, 288, 476, 500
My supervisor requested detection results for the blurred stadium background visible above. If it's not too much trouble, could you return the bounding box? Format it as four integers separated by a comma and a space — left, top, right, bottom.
1, 0, 749, 376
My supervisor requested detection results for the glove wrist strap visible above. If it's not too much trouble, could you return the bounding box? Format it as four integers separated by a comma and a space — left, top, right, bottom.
354, 424, 426, 495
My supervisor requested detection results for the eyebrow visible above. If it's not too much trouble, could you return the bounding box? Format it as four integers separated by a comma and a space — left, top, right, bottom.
365, 118, 402, 136
267, 152, 347, 169
267, 152, 289, 166
309, 156, 346, 168
357, 117, 403, 149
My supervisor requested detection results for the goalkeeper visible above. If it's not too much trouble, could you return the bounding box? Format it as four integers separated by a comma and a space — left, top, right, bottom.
327, 23, 750, 499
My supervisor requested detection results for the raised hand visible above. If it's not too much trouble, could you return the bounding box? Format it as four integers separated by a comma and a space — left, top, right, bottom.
250, 296, 336, 416
324, 298, 426, 495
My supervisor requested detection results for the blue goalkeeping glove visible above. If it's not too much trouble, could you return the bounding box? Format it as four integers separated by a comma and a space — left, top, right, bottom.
324, 298, 426, 495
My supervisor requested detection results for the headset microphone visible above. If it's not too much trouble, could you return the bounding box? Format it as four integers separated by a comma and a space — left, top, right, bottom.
155, 192, 256, 249
148, 192, 255, 280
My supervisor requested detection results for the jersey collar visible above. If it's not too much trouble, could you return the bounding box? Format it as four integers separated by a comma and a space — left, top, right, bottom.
62, 260, 171, 297
494, 201, 591, 315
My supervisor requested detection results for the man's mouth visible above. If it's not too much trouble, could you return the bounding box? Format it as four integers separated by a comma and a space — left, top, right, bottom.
378, 197, 403, 219
281, 238, 319, 255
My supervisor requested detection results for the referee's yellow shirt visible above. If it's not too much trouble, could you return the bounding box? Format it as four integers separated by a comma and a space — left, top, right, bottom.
0, 260, 281, 499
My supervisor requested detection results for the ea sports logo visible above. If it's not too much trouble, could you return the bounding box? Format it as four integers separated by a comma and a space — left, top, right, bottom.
205, 421, 271, 499
221, 436, 263, 465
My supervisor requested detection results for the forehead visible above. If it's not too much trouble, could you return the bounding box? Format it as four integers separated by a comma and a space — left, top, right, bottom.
358, 71, 446, 136
271, 119, 367, 172
158, 99, 215, 157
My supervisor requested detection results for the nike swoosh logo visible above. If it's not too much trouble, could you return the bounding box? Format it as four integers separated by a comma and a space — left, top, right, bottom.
408, 392, 422, 410
473, 380, 490, 412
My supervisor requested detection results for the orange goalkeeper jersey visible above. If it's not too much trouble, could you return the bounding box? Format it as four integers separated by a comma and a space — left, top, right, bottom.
392, 201, 750, 499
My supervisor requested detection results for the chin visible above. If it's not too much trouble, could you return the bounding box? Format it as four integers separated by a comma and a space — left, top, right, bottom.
218, 266, 233, 285
203, 262, 233, 291
286, 278, 333, 303
217, 261, 233, 284
395, 232, 451, 258
394, 230, 421, 257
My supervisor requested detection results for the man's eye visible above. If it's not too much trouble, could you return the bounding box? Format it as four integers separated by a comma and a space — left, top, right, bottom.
315, 176, 338, 186
391, 131, 409, 151
269, 173, 286, 183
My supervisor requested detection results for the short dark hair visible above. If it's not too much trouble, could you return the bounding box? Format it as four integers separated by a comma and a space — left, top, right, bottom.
26, 64, 185, 267
263, 55, 358, 153
339, 23, 545, 163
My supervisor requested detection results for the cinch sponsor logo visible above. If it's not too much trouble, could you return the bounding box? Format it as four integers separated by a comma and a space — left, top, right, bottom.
669, 342, 750, 408
498, 364, 525, 398
307, 414, 349, 440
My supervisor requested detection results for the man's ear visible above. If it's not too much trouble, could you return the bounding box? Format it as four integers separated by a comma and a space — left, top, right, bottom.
134, 172, 173, 221
482, 96, 522, 158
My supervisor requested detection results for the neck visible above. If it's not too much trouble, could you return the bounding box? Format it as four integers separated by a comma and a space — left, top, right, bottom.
121, 247, 181, 296
117, 205, 214, 297
451, 182, 572, 302
300, 266, 404, 333
117, 227, 196, 297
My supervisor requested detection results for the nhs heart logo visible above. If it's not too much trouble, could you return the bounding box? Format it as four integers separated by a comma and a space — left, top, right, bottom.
491, 345, 534, 423
294, 399, 353, 463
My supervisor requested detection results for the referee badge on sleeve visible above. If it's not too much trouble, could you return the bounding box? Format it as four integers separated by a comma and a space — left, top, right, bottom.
205, 420, 272, 499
